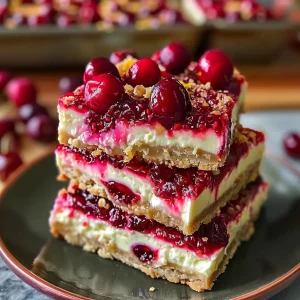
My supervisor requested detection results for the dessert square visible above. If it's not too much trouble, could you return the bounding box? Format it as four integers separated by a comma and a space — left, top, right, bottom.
56, 126, 265, 235
50, 178, 268, 292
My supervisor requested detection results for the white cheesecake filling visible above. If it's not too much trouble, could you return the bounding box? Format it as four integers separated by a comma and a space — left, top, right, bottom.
50, 183, 267, 278
56, 140, 264, 224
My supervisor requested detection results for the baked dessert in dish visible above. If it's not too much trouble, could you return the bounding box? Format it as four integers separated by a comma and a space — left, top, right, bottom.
58, 45, 247, 171
56, 127, 265, 235
50, 178, 268, 292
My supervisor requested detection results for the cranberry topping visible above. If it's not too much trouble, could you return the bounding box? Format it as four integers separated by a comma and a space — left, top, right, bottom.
59, 77, 83, 95
61, 178, 262, 257
126, 58, 161, 87
150, 78, 189, 129
283, 132, 300, 158
0, 71, 12, 92
132, 245, 158, 263
0, 152, 23, 181
109, 49, 137, 65
83, 57, 120, 83
198, 49, 233, 90
19, 103, 48, 123
84, 74, 124, 114
159, 42, 191, 74
6, 77, 37, 107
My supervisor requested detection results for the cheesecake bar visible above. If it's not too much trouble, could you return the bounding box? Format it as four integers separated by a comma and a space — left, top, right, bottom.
56, 127, 265, 235
58, 53, 247, 171
50, 178, 268, 292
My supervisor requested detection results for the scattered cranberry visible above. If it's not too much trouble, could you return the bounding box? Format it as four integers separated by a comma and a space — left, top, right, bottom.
117, 12, 135, 26
84, 74, 124, 114
0, 152, 23, 181
19, 103, 48, 123
59, 76, 83, 94
126, 58, 161, 87
83, 57, 120, 83
132, 245, 158, 263
159, 42, 191, 74
109, 49, 137, 65
57, 13, 75, 27
197, 49, 233, 90
79, 3, 100, 24
283, 132, 300, 158
150, 78, 189, 128
6, 77, 37, 107
26, 115, 57, 142
0, 71, 12, 92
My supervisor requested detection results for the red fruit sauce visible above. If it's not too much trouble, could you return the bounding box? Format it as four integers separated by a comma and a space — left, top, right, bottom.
131, 245, 158, 263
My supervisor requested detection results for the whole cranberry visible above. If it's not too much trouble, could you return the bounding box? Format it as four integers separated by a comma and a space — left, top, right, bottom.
19, 103, 48, 123
83, 57, 120, 83
150, 78, 189, 129
79, 3, 100, 24
0, 71, 12, 92
159, 42, 191, 74
26, 115, 57, 142
59, 76, 83, 94
160, 9, 184, 24
6, 77, 37, 107
126, 58, 161, 87
57, 13, 75, 27
109, 49, 137, 65
117, 12, 135, 26
197, 49, 233, 90
283, 132, 300, 158
0, 152, 23, 181
84, 74, 124, 114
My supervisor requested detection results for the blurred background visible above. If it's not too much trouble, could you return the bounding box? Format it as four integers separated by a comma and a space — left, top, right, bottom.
0, 0, 299, 184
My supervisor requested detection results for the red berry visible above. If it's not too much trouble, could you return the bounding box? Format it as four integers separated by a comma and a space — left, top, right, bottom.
19, 103, 48, 123
6, 77, 37, 107
83, 57, 120, 83
26, 115, 57, 142
151, 50, 161, 62
283, 132, 300, 158
79, 3, 100, 24
126, 58, 161, 87
0, 152, 23, 181
109, 49, 137, 65
0, 119, 15, 138
57, 13, 75, 27
0, 71, 12, 92
197, 49, 233, 90
150, 78, 189, 129
59, 76, 83, 94
159, 42, 191, 74
84, 74, 124, 114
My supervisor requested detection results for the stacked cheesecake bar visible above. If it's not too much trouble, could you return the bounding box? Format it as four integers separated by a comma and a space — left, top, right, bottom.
50, 43, 268, 292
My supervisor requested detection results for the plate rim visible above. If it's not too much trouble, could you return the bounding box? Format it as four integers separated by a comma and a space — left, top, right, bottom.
0, 151, 299, 300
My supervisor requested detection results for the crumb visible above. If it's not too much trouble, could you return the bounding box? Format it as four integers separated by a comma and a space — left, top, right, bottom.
202, 237, 208, 242
149, 287, 155, 292
98, 198, 107, 208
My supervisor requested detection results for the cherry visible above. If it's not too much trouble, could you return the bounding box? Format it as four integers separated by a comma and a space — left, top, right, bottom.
283, 132, 300, 158
109, 49, 137, 65
159, 42, 191, 74
59, 76, 83, 94
26, 115, 57, 142
79, 3, 100, 24
126, 58, 161, 87
0, 152, 23, 181
150, 78, 189, 128
19, 103, 48, 123
0, 71, 12, 92
57, 13, 75, 27
197, 49, 233, 90
83, 57, 120, 83
84, 74, 124, 114
6, 77, 37, 107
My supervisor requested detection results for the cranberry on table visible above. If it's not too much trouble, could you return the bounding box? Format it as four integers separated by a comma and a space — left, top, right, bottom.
283, 132, 300, 158
126, 58, 161, 87
79, 3, 100, 24
59, 76, 83, 94
83, 57, 120, 83
84, 74, 124, 114
109, 49, 137, 65
0, 71, 12, 92
19, 103, 48, 123
197, 49, 233, 90
159, 42, 191, 74
150, 78, 189, 129
0, 152, 23, 181
26, 115, 57, 142
6, 77, 37, 107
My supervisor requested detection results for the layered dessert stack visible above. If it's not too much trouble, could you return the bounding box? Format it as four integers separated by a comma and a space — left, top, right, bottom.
50, 43, 268, 292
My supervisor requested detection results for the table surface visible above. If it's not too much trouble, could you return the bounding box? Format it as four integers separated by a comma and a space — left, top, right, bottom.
0, 70, 299, 299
